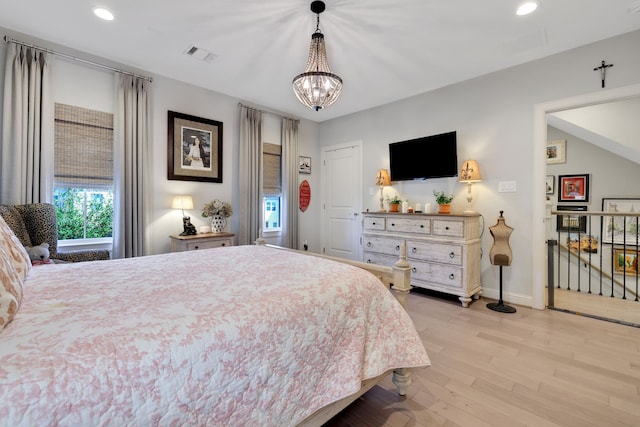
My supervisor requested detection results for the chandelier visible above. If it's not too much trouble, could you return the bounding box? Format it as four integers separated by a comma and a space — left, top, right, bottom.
292, 0, 343, 111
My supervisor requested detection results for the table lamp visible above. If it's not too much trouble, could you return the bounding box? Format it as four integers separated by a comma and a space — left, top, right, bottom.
459, 160, 482, 213
375, 169, 391, 211
172, 195, 197, 235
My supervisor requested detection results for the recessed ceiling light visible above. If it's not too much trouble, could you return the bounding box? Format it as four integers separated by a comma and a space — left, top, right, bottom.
516, 2, 538, 16
94, 7, 114, 21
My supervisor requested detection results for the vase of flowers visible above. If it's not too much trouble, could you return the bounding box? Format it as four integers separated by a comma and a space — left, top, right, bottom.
202, 199, 233, 233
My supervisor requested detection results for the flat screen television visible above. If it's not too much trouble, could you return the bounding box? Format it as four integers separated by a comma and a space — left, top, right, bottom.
388, 131, 458, 181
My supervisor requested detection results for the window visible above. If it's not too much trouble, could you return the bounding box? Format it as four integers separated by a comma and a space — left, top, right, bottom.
54, 103, 114, 241
263, 143, 282, 232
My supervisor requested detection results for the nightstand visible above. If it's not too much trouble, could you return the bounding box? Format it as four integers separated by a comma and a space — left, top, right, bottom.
169, 232, 234, 252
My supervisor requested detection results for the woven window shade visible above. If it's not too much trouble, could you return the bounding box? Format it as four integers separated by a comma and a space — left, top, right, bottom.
54, 103, 114, 190
263, 143, 281, 195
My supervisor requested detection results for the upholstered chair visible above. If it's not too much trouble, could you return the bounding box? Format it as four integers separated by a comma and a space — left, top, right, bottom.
0, 203, 110, 263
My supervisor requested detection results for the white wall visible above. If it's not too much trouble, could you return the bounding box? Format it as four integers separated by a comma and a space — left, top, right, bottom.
317, 30, 640, 307
0, 27, 321, 255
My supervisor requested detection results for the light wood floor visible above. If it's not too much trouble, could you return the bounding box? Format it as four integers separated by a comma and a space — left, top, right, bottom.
552, 287, 640, 326
325, 291, 640, 427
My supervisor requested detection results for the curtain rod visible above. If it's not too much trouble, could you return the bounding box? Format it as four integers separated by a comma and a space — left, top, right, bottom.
238, 102, 299, 123
4, 35, 153, 83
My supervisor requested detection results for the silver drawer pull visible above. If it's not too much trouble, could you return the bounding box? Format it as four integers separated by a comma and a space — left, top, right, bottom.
412, 267, 417, 273
449, 273, 455, 280
367, 242, 372, 247
395, 245, 400, 251
411, 247, 417, 254
449, 252, 455, 258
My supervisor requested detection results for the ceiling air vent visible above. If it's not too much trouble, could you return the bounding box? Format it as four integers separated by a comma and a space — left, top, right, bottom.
184, 46, 217, 62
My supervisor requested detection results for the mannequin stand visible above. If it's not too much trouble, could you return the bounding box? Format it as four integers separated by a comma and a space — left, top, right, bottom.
486, 265, 516, 313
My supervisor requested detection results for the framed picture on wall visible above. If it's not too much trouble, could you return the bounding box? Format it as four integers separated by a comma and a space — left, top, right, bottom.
556, 205, 587, 233
613, 247, 639, 275
299, 156, 311, 174
546, 175, 555, 194
168, 110, 223, 182
546, 140, 566, 164
601, 198, 640, 245
558, 174, 589, 202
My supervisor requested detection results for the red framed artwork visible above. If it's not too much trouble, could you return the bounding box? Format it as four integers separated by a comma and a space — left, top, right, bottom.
558, 174, 590, 203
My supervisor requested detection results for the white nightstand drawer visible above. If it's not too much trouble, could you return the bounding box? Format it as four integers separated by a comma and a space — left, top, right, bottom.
432, 219, 464, 238
386, 217, 431, 235
186, 239, 232, 250
363, 216, 386, 231
170, 232, 234, 252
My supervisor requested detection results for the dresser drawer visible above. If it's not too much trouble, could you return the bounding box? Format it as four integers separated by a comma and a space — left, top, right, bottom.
432, 219, 464, 238
362, 251, 397, 266
362, 235, 404, 256
186, 239, 232, 250
363, 216, 386, 231
386, 217, 431, 235
411, 259, 463, 289
408, 240, 463, 265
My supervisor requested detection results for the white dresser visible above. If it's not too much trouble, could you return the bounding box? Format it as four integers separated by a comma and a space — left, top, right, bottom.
362, 212, 481, 307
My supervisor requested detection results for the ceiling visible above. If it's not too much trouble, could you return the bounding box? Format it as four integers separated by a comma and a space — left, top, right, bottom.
1, 0, 640, 122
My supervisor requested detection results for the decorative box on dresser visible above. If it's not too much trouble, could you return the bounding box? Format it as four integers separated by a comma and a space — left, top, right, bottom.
170, 232, 234, 252
362, 212, 481, 307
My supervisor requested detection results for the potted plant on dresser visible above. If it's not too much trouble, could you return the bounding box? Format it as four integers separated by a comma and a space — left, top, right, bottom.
385, 195, 402, 212
433, 190, 454, 214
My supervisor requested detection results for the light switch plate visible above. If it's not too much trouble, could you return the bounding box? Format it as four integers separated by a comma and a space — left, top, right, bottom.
498, 181, 517, 192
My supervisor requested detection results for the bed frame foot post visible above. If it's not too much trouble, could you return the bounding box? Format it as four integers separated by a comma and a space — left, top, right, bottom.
255, 228, 266, 246
392, 367, 411, 396
391, 240, 411, 310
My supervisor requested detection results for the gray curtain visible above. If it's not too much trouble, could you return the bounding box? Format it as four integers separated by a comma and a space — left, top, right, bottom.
1, 43, 54, 204
238, 106, 262, 245
113, 75, 150, 258
281, 118, 299, 249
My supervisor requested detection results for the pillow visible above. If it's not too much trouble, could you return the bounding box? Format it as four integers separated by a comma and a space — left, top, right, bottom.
0, 246, 23, 332
0, 214, 31, 279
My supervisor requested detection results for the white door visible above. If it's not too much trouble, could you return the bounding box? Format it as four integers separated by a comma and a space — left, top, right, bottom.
321, 141, 362, 261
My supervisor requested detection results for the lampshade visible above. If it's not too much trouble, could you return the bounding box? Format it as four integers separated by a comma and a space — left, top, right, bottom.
459, 160, 482, 183
375, 169, 391, 186
172, 195, 193, 210
292, 1, 343, 111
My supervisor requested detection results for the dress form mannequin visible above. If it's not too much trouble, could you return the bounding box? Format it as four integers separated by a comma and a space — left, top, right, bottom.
487, 211, 516, 313
489, 211, 513, 266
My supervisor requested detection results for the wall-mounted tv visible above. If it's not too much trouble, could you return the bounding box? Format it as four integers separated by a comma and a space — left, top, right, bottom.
389, 131, 458, 181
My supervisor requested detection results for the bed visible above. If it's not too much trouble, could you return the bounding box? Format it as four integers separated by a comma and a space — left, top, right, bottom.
0, 225, 430, 426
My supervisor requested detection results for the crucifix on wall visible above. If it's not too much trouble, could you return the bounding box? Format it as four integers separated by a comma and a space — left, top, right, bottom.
593, 60, 613, 88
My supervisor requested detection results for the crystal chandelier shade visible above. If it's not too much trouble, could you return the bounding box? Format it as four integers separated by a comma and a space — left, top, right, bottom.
292, 1, 343, 111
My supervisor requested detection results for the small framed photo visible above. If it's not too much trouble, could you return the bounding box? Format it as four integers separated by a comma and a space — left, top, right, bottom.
556, 205, 587, 233
546, 140, 566, 164
601, 198, 640, 245
299, 156, 311, 174
613, 247, 639, 275
546, 175, 555, 194
558, 174, 589, 202
168, 111, 223, 182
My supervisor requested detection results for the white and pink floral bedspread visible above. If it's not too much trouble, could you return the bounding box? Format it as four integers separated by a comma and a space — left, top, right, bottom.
0, 245, 429, 426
